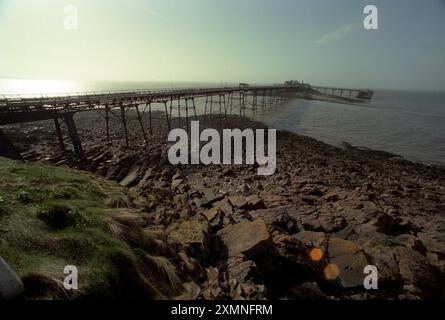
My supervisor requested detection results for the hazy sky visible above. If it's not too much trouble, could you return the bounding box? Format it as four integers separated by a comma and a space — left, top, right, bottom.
0, 0, 444, 90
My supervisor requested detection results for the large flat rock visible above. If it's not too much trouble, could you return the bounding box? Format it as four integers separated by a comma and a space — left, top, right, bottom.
328, 238, 369, 289
217, 219, 275, 261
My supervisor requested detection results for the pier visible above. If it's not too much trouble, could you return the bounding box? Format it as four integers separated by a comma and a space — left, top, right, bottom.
0, 83, 372, 159
311, 86, 374, 100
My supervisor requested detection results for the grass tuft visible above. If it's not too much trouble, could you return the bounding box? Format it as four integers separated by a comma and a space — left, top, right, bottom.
0, 157, 180, 300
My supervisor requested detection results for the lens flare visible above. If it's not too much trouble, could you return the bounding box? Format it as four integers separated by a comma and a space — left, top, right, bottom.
324, 263, 340, 280
309, 248, 324, 261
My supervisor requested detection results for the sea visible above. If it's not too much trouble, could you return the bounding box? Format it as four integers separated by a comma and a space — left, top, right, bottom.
254, 90, 445, 166
1, 79, 444, 166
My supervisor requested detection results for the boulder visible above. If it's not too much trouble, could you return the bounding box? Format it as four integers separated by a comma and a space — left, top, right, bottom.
0, 257, 25, 300
327, 238, 369, 288
318, 215, 347, 233
200, 267, 224, 300
245, 195, 265, 210
226, 255, 262, 284
217, 219, 276, 262
334, 223, 387, 242
137, 167, 154, 187
194, 185, 224, 207
259, 192, 289, 208
119, 164, 140, 187
228, 196, 247, 209
252, 206, 299, 234
329, 238, 361, 257
273, 233, 308, 259
392, 234, 427, 256
229, 195, 265, 210
299, 206, 347, 233
106, 164, 122, 180
237, 282, 266, 300
224, 255, 267, 300
293, 231, 327, 252
395, 246, 440, 297
426, 251, 445, 275
373, 212, 420, 236
167, 219, 210, 262
171, 178, 185, 189
212, 199, 233, 216
203, 207, 224, 231
362, 242, 400, 285
203, 207, 220, 222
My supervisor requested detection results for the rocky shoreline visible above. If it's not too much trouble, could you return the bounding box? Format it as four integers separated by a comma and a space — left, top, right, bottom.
2, 110, 445, 300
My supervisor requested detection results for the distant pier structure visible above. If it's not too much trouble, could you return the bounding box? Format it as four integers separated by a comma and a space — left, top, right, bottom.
310, 85, 374, 100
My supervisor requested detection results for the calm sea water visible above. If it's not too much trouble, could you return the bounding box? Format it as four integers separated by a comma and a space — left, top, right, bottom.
254, 90, 445, 166
1, 79, 444, 166
0, 79, 233, 96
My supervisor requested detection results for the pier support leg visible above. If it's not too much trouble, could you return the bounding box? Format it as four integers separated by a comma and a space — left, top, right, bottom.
148, 102, 153, 136
105, 105, 110, 142
169, 99, 173, 125
239, 92, 246, 118
185, 99, 190, 134
54, 118, 65, 151
177, 99, 181, 128
192, 97, 197, 119
135, 104, 148, 144
204, 95, 209, 116
222, 94, 227, 118
239, 92, 242, 117
219, 94, 223, 125
252, 93, 258, 114
261, 91, 267, 111
120, 105, 129, 148
63, 113, 84, 158
164, 101, 171, 131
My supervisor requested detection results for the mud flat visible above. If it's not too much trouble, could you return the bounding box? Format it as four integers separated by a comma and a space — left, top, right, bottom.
1, 110, 444, 300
